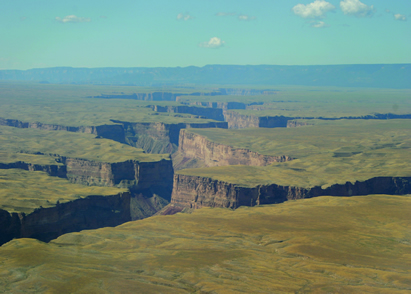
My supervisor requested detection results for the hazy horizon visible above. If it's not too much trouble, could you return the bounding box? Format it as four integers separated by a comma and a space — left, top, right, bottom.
1, 0, 410, 70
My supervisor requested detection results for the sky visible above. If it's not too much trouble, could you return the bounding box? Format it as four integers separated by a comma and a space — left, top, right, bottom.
1, 0, 410, 70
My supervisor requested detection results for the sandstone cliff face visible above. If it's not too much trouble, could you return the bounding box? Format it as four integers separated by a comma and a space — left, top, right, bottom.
149, 105, 225, 121
120, 121, 228, 154
0, 161, 67, 178
0, 190, 173, 246
63, 157, 173, 197
0, 118, 126, 143
178, 130, 291, 168
223, 112, 411, 129
171, 174, 411, 210
223, 112, 291, 129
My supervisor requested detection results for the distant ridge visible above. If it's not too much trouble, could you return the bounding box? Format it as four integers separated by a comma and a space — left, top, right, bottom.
0, 64, 410, 89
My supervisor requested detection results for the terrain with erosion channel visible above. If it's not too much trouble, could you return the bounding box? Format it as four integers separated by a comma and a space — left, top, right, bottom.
0, 81, 410, 293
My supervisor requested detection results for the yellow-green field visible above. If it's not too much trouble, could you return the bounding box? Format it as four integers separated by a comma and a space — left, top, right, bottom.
179, 120, 411, 188
0, 126, 168, 163
0, 195, 409, 293
0, 169, 126, 214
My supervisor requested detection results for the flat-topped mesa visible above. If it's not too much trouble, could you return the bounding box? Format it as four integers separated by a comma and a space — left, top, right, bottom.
118, 120, 228, 154
90, 89, 272, 101
63, 157, 173, 194
0, 117, 126, 143
178, 130, 291, 168
224, 111, 411, 129
224, 111, 292, 129
148, 105, 225, 121
171, 174, 411, 210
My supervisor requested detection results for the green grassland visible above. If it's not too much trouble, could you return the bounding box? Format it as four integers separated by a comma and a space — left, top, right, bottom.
0, 169, 126, 214
179, 120, 411, 188
0, 195, 409, 293
0, 82, 220, 126
0, 126, 168, 163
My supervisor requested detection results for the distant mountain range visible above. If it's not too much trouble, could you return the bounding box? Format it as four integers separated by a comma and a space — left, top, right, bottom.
0, 64, 410, 88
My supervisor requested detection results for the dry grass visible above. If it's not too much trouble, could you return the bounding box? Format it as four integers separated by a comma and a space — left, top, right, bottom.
0, 195, 409, 293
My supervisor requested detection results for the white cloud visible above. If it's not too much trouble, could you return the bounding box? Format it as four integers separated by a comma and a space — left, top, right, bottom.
177, 13, 194, 21
216, 12, 236, 17
394, 14, 407, 21
198, 37, 225, 49
310, 21, 329, 28
292, 0, 336, 19
238, 14, 256, 21
340, 0, 375, 17
55, 15, 91, 23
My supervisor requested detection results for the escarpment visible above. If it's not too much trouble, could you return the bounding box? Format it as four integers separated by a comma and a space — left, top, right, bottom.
0, 118, 126, 143
0, 192, 134, 245
224, 111, 411, 129
0, 161, 67, 178
177, 130, 292, 168
171, 174, 411, 210
118, 120, 228, 154
148, 105, 225, 121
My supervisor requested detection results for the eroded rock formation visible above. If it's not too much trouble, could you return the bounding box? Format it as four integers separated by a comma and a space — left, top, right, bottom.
171, 174, 411, 210
0, 118, 126, 143
177, 130, 291, 168
148, 105, 224, 121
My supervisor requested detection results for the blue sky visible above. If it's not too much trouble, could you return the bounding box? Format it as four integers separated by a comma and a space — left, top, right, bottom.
1, 0, 410, 69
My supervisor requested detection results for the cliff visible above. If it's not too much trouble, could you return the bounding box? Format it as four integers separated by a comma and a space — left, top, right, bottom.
148, 105, 225, 121
171, 174, 411, 209
0, 117, 126, 143
224, 111, 411, 129
119, 121, 228, 154
0, 161, 67, 178
224, 112, 291, 129
177, 130, 292, 168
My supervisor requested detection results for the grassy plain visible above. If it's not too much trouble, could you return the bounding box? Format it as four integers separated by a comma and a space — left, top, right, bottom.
180, 86, 411, 118
0, 126, 168, 163
0, 169, 126, 214
0, 195, 410, 293
179, 120, 411, 188
0, 82, 219, 126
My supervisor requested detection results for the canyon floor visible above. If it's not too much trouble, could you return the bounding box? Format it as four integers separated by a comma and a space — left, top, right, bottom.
0, 82, 410, 293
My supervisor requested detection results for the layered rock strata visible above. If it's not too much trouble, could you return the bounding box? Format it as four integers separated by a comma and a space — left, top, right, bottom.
178, 130, 292, 168
0, 161, 66, 178
119, 121, 228, 154
148, 105, 225, 121
224, 111, 411, 129
171, 175, 411, 209
0, 118, 125, 143
0, 192, 137, 245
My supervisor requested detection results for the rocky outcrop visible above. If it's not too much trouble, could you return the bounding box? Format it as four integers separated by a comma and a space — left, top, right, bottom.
0, 118, 126, 143
224, 112, 411, 129
287, 120, 312, 128
0, 191, 171, 246
178, 101, 248, 111
178, 130, 291, 168
171, 174, 411, 210
118, 120, 228, 154
148, 105, 225, 121
90, 89, 272, 101
224, 112, 291, 129
62, 157, 173, 196
0, 161, 67, 178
